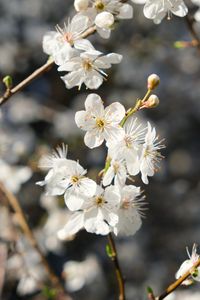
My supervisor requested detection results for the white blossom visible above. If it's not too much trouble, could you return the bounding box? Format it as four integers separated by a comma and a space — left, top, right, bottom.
76, 0, 133, 38
75, 93, 125, 148
0, 159, 32, 193
113, 185, 144, 236
58, 49, 122, 89
176, 244, 200, 285
58, 185, 120, 238
139, 122, 164, 184
43, 14, 90, 65
143, 0, 188, 24
102, 158, 127, 187
63, 255, 102, 292
107, 117, 146, 176
37, 145, 97, 211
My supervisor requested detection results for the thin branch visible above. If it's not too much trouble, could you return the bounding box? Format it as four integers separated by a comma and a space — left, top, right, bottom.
0, 25, 96, 106
107, 233, 126, 300
156, 257, 200, 300
0, 182, 71, 299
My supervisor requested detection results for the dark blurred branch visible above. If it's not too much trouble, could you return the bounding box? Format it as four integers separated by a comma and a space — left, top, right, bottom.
0, 182, 71, 299
155, 257, 200, 300
0, 25, 96, 106
185, 15, 200, 52
107, 233, 126, 300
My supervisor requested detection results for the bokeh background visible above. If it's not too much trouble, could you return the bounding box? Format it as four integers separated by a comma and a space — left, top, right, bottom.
0, 0, 200, 299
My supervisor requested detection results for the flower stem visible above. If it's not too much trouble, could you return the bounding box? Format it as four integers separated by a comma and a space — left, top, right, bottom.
107, 233, 126, 300
0, 182, 71, 299
156, 257, 200, 300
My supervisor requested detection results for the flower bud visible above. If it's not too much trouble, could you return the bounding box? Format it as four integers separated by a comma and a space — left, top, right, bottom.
95, 12, 114, 29
147, 74, 160, 90
146, 94, 159, 108
74, 0, 89, 12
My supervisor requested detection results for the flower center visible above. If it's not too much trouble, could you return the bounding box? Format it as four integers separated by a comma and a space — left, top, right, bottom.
64, 32, 73, 45
96, 118, 105, 129
71, 175, 79, 184
113, 162, 119, 174
121, 198, 131, 209
82, 59, 93, 71
95, 196, 105, 206
124, 135, 133, 148
95, 0, 105, 11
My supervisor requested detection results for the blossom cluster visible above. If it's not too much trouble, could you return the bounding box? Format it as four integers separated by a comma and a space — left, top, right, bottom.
37, 91, 164, 238
42, 0, 192, 90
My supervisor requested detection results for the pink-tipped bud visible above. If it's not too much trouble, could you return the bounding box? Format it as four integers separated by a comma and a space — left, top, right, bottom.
147, 74, 160, 90
141, 95, 159, 109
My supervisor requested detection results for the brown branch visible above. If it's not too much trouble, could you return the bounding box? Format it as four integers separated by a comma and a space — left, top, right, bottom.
107, 233, 126, 300
156, 257, 200, 300
0, 182, 71, 299
184, 15, 200, 53
0, 25, 96, 106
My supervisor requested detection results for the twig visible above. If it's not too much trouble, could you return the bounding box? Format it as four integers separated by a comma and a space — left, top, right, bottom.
155, 257, 200, 300
147, 287, 156, 300
0, 25, 96, 106
0, 182, 71, 299
185, 15, 200, 53
107, 233, 126, 300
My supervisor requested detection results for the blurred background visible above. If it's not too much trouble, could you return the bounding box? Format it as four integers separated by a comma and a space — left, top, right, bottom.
0, 0, 200, 299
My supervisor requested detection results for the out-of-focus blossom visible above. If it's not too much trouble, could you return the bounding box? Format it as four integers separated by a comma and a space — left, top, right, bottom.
0, 160, 32, 193
63, 255, 102, 292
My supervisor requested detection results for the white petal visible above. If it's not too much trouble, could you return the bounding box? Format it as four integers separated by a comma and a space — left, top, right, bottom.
57, 212, 84, 239
118, 4, 133, 19
102, 166, 114, 186
78, 177, 97, 197
64, 192, 85, 211
71, 14, 89, 33
75, 110, 96, 130
84, 70, 104, 89
171, 1, 188, 17
104, 102, 125, 123
84, 93, 104, 116
84, 130, 104, 148
61, 70, 84, 89
74, 38, 95, 51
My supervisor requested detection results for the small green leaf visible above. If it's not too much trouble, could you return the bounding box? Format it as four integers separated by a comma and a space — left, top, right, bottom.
106, 244, 113, 257
147, 286, 153, 294
3, 75, 13, 90
42, 286, 57, 300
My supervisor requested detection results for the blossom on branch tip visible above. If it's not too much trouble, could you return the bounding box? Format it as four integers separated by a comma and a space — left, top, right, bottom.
176, 244, 200, 285
75, 93, 125, 148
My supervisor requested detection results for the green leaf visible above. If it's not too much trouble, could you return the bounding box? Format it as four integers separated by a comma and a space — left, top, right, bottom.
106, 244, 113, 257
3, 75, 13, 89
42, 286, 57, 300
